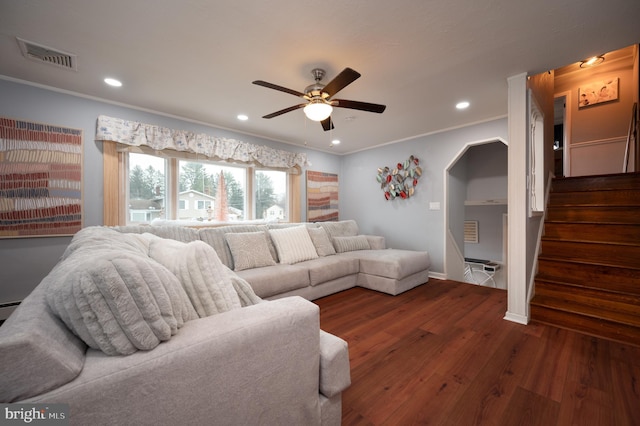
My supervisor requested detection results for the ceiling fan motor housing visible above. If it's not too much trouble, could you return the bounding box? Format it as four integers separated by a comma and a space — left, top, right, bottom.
305, 68, 329, 99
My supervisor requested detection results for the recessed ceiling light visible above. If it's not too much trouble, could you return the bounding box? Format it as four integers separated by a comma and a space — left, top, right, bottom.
456, 101, 470, 110
237, 114, 248, 121
331, 139, 341, 145
580, 55, 605, 68
104, 78, 122, 87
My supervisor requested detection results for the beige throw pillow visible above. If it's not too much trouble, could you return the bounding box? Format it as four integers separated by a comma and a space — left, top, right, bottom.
225, 231, 277, 271
332, 235, 371, 253
307, 227, 336, 256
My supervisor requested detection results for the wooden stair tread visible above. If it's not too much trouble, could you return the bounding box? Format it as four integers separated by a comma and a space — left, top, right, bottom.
552, 172, 640, 192
530, 294, 640, 328
535, 278, 640, 300
541, 236, 640, 247
539, 241, 640, 269
533, 281, 640, 317
530, 305, 640, 347
545, 206, 640, 224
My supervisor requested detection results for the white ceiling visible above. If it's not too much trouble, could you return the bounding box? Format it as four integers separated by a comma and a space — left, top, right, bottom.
1, 0, 639, 154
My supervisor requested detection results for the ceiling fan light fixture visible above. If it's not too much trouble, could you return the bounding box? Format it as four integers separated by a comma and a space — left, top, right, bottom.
304, 99, 333, 121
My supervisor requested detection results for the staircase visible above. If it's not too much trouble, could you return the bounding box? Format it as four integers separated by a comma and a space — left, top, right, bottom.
530, 172, 640, 346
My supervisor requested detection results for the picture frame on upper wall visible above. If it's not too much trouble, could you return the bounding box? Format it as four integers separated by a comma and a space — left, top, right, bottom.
578, 77, 619, 108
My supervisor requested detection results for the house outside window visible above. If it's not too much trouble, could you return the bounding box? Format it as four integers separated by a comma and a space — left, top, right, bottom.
255, 170, 287, 220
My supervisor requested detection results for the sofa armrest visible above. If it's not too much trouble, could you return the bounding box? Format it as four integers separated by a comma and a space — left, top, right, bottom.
319, 330, 351, 398
364, 235, 386, 250
26, 297, 323, 426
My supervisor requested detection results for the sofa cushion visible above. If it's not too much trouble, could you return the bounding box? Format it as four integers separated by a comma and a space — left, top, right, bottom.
147, 236, 242, 317
225, 231, 277, 271
318, 220, 359, 239
0, 283, 87, 402
332, 235, 371, 253
350, 249, 431, 280
236, 264, 310, 298
113, 225, 200, 243
307, 227, 336, 257
269, 225, 319, 265
301, 256, 360, 286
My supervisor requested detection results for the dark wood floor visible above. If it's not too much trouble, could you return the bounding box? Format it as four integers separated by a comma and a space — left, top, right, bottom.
314, 280, 640, 426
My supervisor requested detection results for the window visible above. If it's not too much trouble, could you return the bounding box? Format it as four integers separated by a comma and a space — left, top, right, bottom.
255, 170, 287, 221
178, 160, 247, 221
120, 150, 295, 224
127, 153, 167, 223
197, 200, 212, 210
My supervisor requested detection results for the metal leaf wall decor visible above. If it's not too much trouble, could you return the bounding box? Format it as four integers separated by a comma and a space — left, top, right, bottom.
376, 155, 422, 200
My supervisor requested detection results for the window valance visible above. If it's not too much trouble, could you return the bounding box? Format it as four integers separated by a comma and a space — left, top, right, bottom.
96, 115, 309, 169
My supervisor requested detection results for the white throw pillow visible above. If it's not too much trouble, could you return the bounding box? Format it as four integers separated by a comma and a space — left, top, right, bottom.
148, 237, 242, 317
269, 225, 319, 264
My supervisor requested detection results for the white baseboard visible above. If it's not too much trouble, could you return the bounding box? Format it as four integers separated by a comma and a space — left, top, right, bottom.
428, 271, 447, 280
503, 311, 529, 325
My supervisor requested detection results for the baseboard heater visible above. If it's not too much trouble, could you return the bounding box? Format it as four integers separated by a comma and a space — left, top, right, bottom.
0, 301, 21, 321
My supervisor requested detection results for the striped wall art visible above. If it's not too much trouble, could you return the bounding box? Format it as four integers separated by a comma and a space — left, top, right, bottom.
0, 117, 83, 238
306, 170, 338, 222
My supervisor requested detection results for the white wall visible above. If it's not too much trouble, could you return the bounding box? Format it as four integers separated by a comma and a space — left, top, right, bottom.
464, 205, 507, 262
0, 78, 342, 305
463, 142, 508, 263
340, 118, 508, 275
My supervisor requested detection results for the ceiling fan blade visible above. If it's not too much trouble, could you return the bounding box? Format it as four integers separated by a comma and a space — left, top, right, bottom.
323, 68, 361, 98
252, 80, 307, 98
321, 116, 334, 132
333, 99, 386, 113
263, 104, 306, 119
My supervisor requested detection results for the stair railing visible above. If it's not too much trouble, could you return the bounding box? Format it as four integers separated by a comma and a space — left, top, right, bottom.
623, 102, 638, 172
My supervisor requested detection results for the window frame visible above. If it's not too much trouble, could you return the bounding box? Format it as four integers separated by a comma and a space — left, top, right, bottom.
102, 141, 301, 226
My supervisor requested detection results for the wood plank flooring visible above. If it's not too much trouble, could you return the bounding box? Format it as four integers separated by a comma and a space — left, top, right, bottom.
314, 280, 640, 426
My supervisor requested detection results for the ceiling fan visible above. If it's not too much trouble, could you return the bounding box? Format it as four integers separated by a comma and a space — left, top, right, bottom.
252, 67, 386, 131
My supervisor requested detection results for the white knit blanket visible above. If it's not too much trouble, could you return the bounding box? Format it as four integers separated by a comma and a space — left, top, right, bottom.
46, 227, 260, 356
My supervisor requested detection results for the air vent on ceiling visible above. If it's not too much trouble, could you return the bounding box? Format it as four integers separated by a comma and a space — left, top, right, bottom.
16, 37, 77, 71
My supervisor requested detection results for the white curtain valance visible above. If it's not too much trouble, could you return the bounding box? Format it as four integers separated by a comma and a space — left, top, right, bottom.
96, 115, 309, 169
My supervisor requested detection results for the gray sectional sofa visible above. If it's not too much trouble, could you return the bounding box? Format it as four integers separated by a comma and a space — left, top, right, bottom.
0, 220, 430, 425
119, 219, 431, 301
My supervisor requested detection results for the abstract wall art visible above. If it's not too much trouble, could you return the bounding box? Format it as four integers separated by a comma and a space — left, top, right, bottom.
377, 155, 422, 200
0, 117, 83, 238
306, 170, 338, 222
